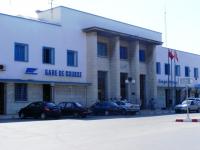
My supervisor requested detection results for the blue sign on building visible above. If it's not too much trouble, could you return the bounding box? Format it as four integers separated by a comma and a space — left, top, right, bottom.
25, 68, 38, 75
44, 69, 82, 78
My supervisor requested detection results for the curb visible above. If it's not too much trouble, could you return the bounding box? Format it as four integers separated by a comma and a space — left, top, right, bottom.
176, 119, 200, 122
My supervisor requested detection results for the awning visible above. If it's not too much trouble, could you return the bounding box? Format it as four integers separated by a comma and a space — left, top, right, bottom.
0, 79, 91, 86
83, 26, 163, 45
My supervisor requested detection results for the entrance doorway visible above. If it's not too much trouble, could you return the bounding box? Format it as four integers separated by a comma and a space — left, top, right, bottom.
120, 73, 128, 100
0, 83, 5, 114
43, 84, 52, 102
98, 71, 107, 101
165, 89, 170, 108
140, 75, 146, 109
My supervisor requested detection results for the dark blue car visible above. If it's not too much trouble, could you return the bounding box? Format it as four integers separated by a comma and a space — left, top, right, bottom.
90, 101, 122, 115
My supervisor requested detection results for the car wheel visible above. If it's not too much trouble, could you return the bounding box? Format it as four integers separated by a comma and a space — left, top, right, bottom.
19, 112, 25, 119
105, 110, 109, 116
41, 113, 46, 119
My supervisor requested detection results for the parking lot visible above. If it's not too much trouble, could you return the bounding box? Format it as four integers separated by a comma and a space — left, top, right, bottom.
0, 113, 200, 150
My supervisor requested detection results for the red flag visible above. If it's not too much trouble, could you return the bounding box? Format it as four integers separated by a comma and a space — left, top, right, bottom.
174, 51, 178, 62
168, 50, 174, 60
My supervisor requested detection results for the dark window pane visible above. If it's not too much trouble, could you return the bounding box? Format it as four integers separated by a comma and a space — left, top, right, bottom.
97, 42, 107, 57
15, 83, 27, 101
139, 50, 145, 62
120, 46, 128, 59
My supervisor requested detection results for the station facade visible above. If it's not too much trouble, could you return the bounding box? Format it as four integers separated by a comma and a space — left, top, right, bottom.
0, 6, 198, 115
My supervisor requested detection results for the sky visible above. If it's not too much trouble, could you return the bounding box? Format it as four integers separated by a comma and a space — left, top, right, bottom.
0, 0, 199, 54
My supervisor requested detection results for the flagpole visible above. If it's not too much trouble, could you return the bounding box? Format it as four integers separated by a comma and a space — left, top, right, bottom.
170, 53, 173, 108
168, 50, 170, 108
174, 51, 176, 106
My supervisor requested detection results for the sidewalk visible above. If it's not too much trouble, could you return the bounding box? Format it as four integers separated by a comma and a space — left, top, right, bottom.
138, 109, 175, 116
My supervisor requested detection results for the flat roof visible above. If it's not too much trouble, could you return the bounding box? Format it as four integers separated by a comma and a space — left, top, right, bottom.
0, 12, 61, 27
83, 26, 163, 45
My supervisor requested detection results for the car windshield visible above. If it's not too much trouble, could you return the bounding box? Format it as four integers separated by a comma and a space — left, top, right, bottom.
75, 102, 83, 107
182, 100, 191, 105
46, 102, 57, 108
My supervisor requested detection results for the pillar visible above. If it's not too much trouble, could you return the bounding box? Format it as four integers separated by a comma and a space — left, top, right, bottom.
86, 32, 98, 105
109, 36, 120, 99
129, 41, 140, 104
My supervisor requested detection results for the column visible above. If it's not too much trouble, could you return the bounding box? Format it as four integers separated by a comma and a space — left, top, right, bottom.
146, 45, 157, 103
109, 36, 120, 99
86, 32, 98, 105
129, 41, 140, 103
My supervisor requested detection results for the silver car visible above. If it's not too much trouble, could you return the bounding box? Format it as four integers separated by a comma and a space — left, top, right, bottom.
175, 100, 200, 113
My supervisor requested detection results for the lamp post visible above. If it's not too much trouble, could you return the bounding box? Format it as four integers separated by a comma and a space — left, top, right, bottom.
125, 77, 135, 103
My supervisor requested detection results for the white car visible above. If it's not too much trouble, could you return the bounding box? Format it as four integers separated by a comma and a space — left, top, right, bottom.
175, 99, 200, 113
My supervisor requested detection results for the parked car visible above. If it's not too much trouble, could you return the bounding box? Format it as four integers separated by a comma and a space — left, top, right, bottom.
58, 102, 89, 118
175, 99, 200, 113
90, 101, 122, 115
18, 101, 61, 119
114, 100, 140, 115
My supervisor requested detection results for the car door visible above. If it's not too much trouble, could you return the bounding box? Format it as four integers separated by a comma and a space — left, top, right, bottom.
24, 102, 37, 117
65, 102, 74, 116
58, 102, 67, 115
190, 101, 198, 111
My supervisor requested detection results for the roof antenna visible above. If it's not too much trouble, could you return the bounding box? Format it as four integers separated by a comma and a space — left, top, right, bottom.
50, 0, 54, 19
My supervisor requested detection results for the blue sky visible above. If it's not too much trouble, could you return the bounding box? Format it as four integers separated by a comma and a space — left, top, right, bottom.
0, 0, 199, 54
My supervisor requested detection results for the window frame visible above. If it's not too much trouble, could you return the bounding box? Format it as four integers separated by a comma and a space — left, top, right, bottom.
67, 50, 78, 67
120, 46, 128, 60
139, 49, 145, 62
97, 42, 108, 57
175, 65, 181, 76
185, 66, 190, 77
14, 42, 29, 62
15, 83, 28, 102
42, 46, 55, 65
194, 67, 199, 79
156, 62, 161, 74
165, 63, 170, 75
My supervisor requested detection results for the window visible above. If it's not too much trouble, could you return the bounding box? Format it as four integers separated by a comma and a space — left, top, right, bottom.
67, 50, 78, 67
194, 68, 199, 79
175, 65, 181, 76
15, 83, 27, 101
185, 66, 190, 77
165, 63, 170, 75
120, 46, 128, 59
139, 50, 145, 62
14, 43, 28, 62
43, 47, 55, 64
97, 42, 107, 57
156, 62, 161, 74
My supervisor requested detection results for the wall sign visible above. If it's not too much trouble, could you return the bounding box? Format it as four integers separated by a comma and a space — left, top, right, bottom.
44, 69, 82, 78
25, 68, 38, 75
158, 79, 178, 85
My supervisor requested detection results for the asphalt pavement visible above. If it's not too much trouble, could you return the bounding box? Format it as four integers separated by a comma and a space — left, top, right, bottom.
0, 113, 200, 150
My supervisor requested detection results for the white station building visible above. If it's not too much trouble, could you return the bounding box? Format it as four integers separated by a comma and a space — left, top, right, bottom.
0, 6, 199, 115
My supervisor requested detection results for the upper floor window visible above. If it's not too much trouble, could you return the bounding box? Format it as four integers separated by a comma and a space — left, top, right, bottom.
194, 68, 199, 79
15, 83, 27, 101
175, 65, 181, 76
185, 66, 190, 77
139, 50, 145, 62
97, 42, 108, 57
165, 63, 170, 75
14, 43, 28, 62
43, 47, 55, 64
120, 46, 128, 60
156, 62, 161, 74
67, 50, 78, 67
